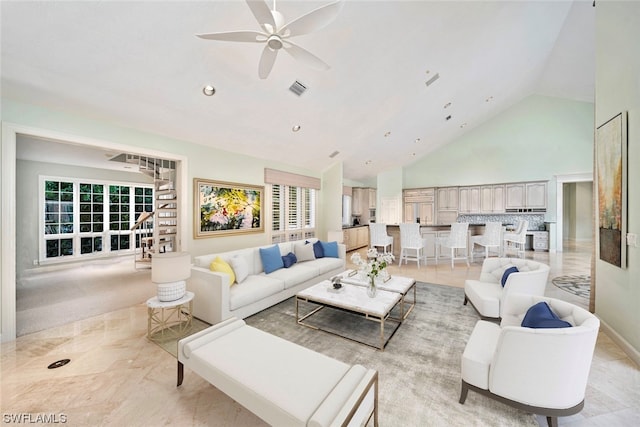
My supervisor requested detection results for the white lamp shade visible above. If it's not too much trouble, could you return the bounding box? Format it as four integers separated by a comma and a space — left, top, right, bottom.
152, 252, 191, 283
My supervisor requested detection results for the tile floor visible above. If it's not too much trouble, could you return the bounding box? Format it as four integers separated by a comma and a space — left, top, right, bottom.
1, 241, 639, 426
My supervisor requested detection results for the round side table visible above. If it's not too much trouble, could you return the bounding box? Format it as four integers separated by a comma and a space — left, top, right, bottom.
146, 291, 194, 341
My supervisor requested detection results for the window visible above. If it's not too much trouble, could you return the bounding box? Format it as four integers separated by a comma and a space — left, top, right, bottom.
271, 184, 316, 242
40, 177, 153, 262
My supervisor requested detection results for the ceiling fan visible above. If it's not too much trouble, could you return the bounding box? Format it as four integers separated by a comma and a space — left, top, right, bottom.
197, 0, 343, 79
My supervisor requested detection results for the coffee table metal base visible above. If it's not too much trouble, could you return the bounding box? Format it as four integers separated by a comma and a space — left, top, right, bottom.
295, 297, 401, 351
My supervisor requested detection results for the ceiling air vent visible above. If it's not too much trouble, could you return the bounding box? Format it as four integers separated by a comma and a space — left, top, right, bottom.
329, 150, 340, 158
289, 80, 307, 96
425, 73, 440, 87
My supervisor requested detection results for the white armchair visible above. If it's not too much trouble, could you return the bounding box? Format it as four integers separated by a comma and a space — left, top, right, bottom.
464, 258, 550, 319
369, 223, 394, 254
460, 294, 600, 427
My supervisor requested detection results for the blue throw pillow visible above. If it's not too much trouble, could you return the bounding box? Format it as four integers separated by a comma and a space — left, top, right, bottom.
521, 301, 572, 328
501, 266, 519, 287
282, 252, 297, 268
259, 245, 284, 274
312, 240, 324, 258
320, 241, 339, 258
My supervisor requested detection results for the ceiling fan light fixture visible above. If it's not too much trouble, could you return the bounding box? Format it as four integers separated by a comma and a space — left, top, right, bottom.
292, 125, 301, 132
267, 35, 283, 50
202, 85, 216, 96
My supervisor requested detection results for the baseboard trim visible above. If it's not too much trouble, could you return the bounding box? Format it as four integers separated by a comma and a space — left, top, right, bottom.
599, 318, 640, 368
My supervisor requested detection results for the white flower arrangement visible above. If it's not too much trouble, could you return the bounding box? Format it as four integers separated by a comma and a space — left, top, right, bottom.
350, 250, 394, 282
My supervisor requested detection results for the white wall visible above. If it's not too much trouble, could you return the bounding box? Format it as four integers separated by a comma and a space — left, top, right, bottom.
594, 1, 640, 363
403, 94, 594, 220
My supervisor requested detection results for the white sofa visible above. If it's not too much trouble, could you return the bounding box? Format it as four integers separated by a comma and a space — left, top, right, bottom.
178, 317, 378, 426
189, 239, 346, 325
460, 294, 600, 427
463, 258, 550, 319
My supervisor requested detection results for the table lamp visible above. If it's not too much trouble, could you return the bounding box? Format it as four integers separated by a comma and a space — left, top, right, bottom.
151, 252, 191, 301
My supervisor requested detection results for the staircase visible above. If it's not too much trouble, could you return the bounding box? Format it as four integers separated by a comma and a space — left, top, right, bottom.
113, 153, 180, 268
126, 155, 179, 257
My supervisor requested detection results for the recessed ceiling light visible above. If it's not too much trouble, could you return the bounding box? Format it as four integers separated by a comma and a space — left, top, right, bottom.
485, 96, 494, 102
445, 115, 452, 121
412, 152, 416, 156
415, 138, 421, 143
202, 85, 216, 96
384, 131, 391, 137
365, 160, 372, 165
460, 122, 468, 128
444, 102, 452, 109
292, 125, 301, 132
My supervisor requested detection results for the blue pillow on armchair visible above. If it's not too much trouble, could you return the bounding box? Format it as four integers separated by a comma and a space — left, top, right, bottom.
521, 301, 572, 328
501, 266, 519, 287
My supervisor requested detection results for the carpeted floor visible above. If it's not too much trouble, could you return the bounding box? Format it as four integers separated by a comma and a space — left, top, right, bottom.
166, 282, 539, 426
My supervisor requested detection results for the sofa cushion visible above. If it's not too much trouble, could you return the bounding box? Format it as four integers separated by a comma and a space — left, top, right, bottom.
229, 255, 249, 284
265, 264, 318, 289
259, 245, 284, 274
210, 257, 236, 285
501, 266, 519, 287
521, 301, 572, 329
320, 241, 339, 258
312, 240, 324, 258
295, 243, 316, 262
464, 280, 502, 318
282, 252, 297, 268
229, 275, 285, 311
307, 256, 345, 275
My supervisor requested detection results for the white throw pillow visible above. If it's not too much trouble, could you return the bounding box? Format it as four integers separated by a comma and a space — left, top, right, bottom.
229, 255, 249, 284
294, 242, 316, 262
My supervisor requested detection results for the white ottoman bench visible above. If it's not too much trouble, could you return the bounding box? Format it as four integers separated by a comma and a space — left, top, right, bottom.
178, 317, 379, 427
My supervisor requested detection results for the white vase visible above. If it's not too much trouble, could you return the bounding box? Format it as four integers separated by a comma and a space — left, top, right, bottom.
367, 276, 377, 298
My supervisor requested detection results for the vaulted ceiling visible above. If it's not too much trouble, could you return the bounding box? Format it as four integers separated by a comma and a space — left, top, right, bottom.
1, 0, 594, 182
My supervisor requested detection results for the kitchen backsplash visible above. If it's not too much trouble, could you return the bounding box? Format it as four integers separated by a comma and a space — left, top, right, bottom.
457, 213, 546, 231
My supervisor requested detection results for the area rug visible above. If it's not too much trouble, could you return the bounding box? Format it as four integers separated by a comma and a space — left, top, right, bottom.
552, 274, 591, 299
243, 282, 538, 427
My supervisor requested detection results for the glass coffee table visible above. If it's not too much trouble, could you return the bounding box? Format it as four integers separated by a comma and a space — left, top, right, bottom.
296, 280, 403, 351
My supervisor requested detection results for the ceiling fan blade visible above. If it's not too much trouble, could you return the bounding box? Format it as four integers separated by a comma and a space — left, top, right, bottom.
279, 0, 344, 37
258, 45, 278, 79
197, 30, 266, 42
282, 41, 330, 71
246, 0, 276, 32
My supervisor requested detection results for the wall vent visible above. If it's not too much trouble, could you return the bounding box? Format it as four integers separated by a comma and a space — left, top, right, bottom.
289, 80, 307, 96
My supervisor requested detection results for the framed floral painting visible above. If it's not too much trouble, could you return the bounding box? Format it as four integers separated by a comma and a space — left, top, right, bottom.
194, 178, 263, 238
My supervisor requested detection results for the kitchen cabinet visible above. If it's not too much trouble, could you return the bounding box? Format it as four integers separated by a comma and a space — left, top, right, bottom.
437, 187, 459, 210
404, 202, 435, 225
505, 184, 526, 210
352, 188, 364, 215
356, 226, 369, 248
532, 231, 549, 251
420, 230, 438, 258
404, 188, 435, 202
368, 188, 376, 209
343, 226, 369, 251
481, 185, 505, 213
526, 182, 547, 210
505, 182, 547, 211
459, 186, 481, 213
